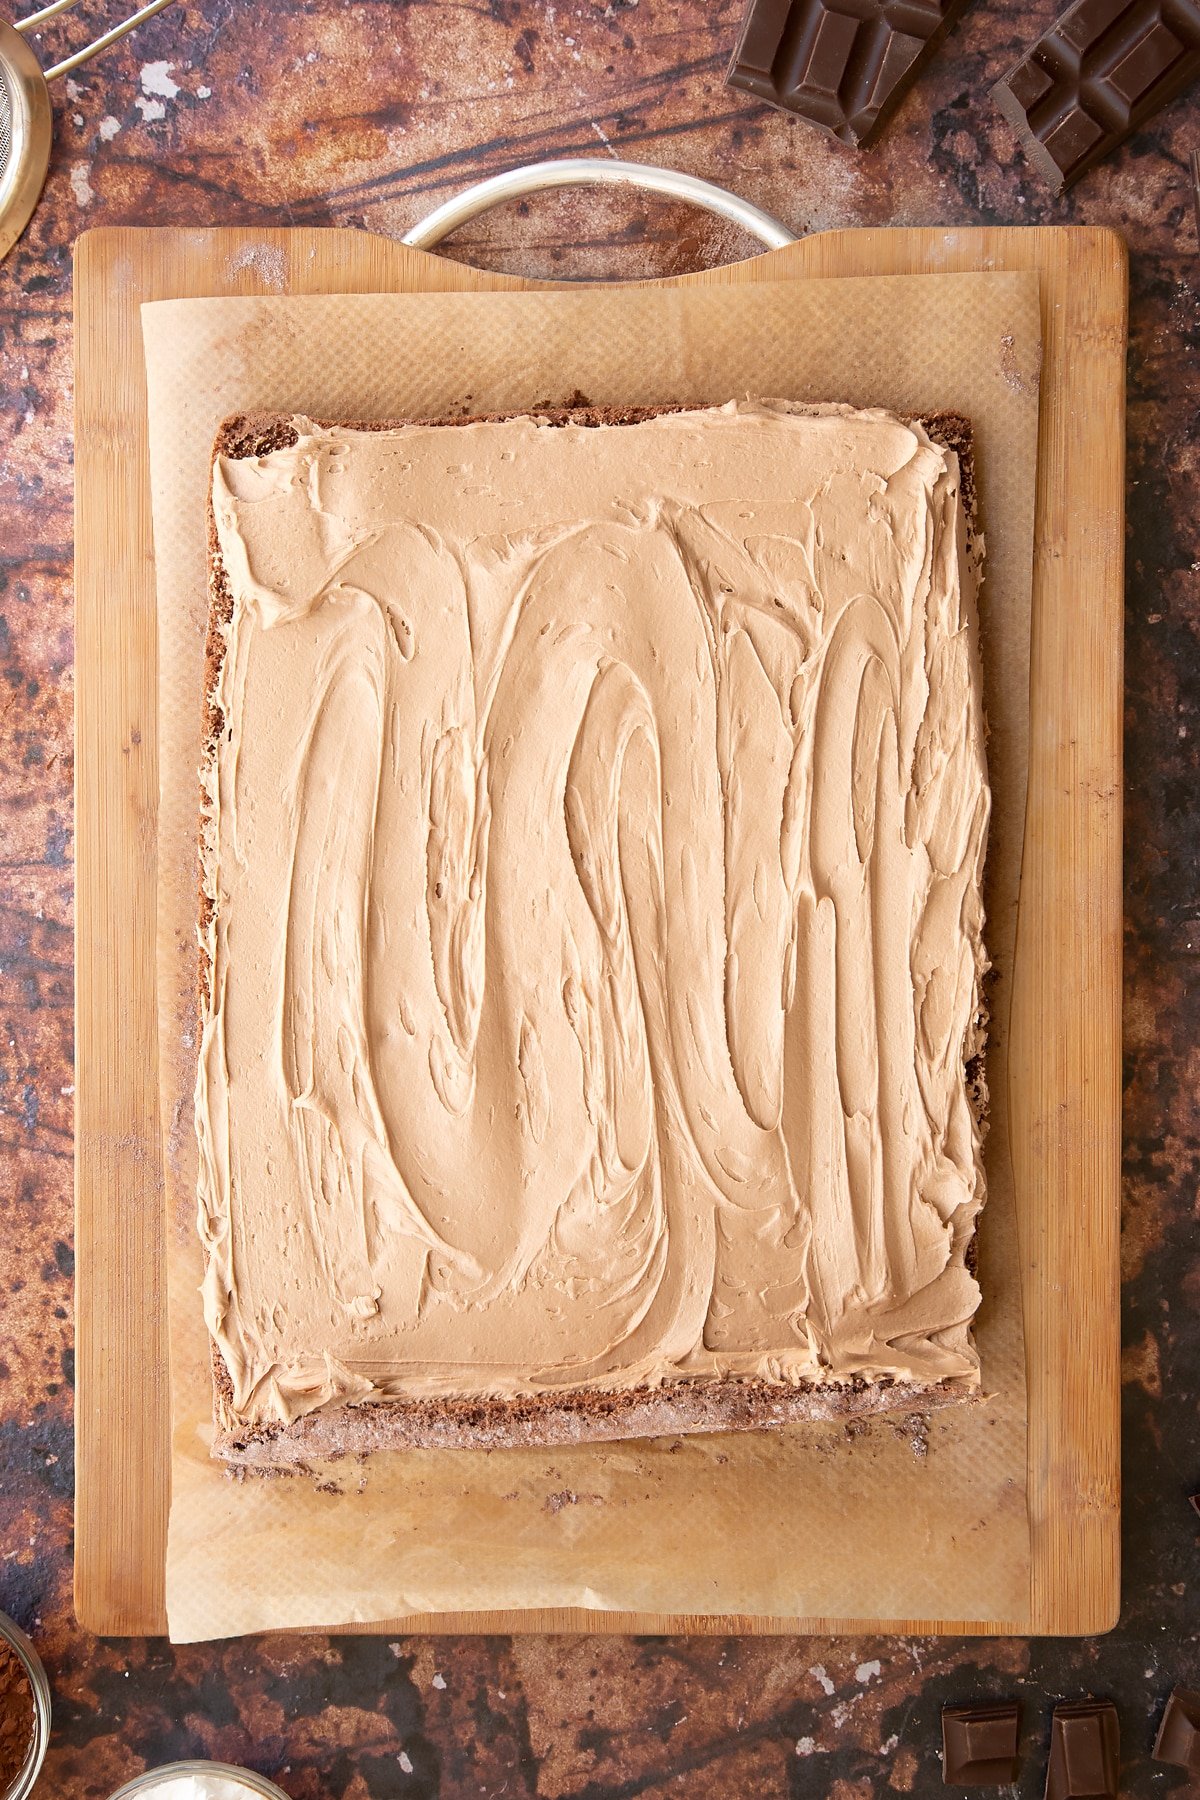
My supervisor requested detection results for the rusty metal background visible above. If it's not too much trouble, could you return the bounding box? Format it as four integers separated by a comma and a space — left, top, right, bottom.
0, 0, 1196, 1793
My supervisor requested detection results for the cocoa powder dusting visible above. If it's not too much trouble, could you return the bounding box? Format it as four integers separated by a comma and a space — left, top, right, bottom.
0, 1639, 34, 1792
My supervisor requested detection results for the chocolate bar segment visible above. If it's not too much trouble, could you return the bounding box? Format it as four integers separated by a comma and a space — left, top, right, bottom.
942, 1701, 1021, 1784
992, 0, 1200, 191
725, 0, 972, 146
1153, 1688, 1200, 1771
1045, 1700, 1119, 1800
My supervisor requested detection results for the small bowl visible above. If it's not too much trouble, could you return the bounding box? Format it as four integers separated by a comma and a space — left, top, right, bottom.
0, 1609, 51, 1800
109, 1764, 292, 1798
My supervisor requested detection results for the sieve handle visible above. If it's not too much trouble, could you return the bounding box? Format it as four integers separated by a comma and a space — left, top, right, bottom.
401, 158, 797, 254
15, 0, 177, 81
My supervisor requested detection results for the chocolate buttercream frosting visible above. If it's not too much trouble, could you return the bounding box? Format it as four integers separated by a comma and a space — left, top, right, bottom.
200, 400, 989, 1435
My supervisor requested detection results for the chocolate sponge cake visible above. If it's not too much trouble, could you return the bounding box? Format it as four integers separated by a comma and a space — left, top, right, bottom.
198, 399, 990, 1467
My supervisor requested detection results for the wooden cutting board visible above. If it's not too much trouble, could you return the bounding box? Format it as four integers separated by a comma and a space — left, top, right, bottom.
74, 222, 1125, 1639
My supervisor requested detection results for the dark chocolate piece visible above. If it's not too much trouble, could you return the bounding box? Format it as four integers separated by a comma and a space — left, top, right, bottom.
725, 0, 972, 146
1153, 1688, 1200, 1771
992, 0, 1200, 192
942, 1701, 1021, 1784
1189, 1490, 1200, 1516
1045, 1701, 1119, 1799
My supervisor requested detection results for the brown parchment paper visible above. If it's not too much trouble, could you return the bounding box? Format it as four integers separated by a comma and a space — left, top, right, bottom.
141, 272, 1041, 1643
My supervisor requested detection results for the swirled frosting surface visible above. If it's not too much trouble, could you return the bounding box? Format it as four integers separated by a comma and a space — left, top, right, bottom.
200, 401, 989, 1427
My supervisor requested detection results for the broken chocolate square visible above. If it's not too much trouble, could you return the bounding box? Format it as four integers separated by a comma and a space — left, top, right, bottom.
942, 1701, 1020, 1785
1153, 1688, 1200, 1773
1045, 1701, 1119, 1800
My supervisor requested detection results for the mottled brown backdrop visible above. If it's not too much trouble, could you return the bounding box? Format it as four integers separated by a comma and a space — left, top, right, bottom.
0, 0, 1196, 1793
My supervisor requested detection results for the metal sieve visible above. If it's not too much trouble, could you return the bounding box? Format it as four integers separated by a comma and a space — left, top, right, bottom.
0, 0, 176, 260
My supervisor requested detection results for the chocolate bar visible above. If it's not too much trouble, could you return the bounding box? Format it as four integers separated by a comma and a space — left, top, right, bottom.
992, 0, 1200, 192
725, 0, 972, 146
1153, 1688, 1200, 1772
941, 1702, 1021, 1784
1045, 1701, 1119, 1800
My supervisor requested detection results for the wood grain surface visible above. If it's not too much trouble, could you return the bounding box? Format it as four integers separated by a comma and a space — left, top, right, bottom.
74, 220, 1124, 1643
1, 0, 1195, 1789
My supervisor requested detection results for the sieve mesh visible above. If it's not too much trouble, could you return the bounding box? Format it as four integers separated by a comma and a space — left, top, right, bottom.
0, 61, 11, 179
